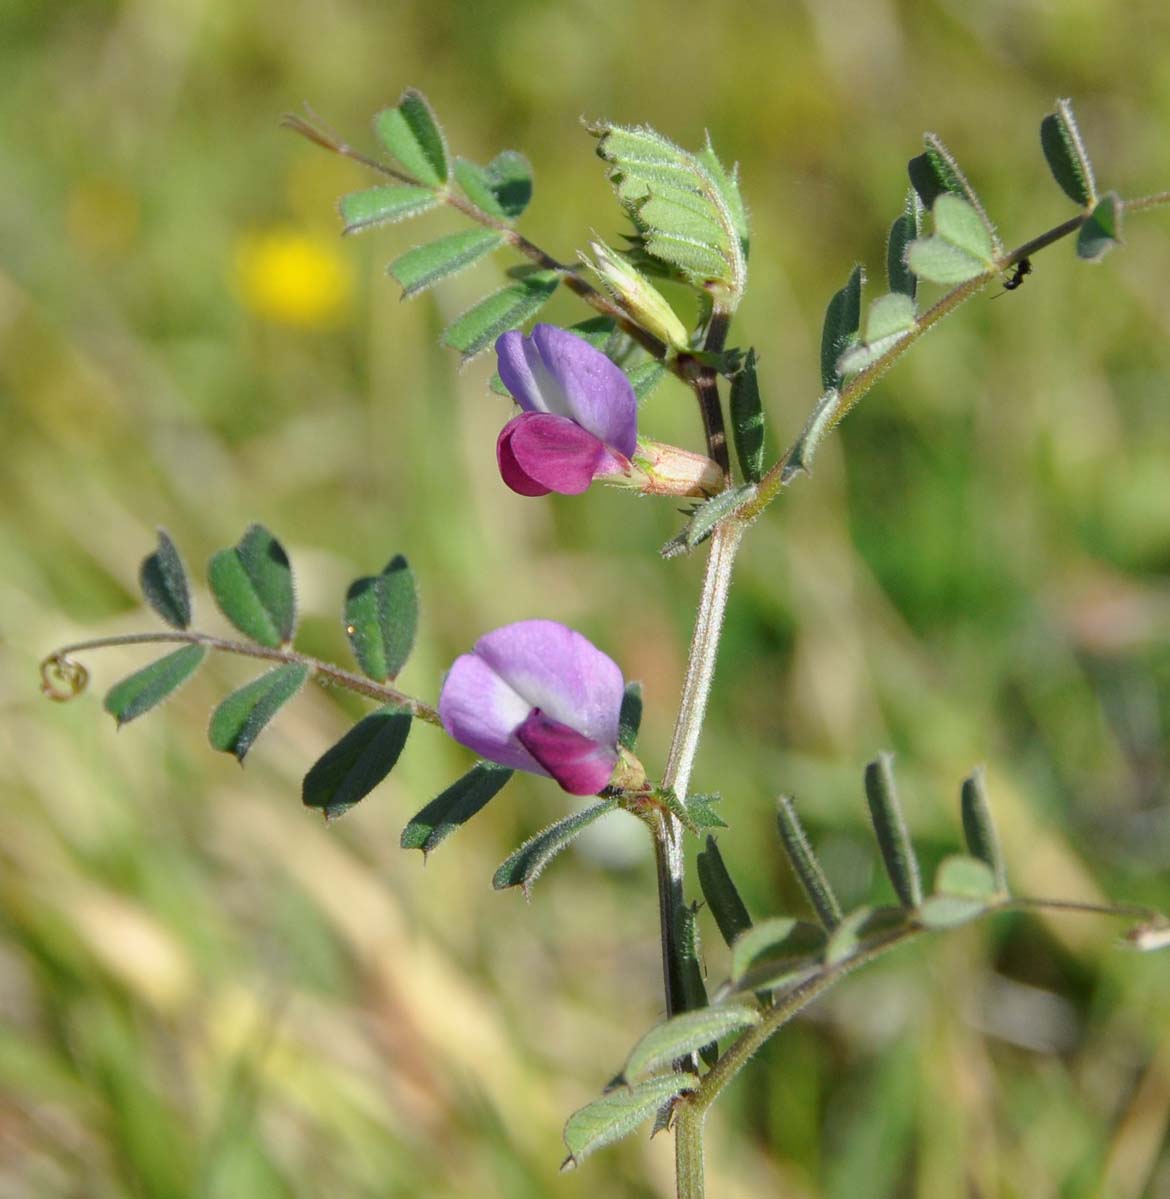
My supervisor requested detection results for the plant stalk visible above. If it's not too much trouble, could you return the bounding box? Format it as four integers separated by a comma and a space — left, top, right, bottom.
673, 1099, 706, 1199
40, 631, 441, 724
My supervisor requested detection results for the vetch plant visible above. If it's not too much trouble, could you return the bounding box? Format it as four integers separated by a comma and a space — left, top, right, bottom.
42, 89, 1170, 1196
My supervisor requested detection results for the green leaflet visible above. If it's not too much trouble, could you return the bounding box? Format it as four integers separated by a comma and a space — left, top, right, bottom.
730, 916, 826, 983
373, 89, 448, 186
886, 191, 922, 300
781, 388, 842, 483
622, 1005, 759, 1083
864, 754, 923, 910
697, 835, 753, 949
660, 484, 756, 558
1076, 192, 1122, 261
344, 555, 418, 682
905, 194, 997, 286
775, 797, 842, 930
103, 645, 207, 727
208, 663, 310, 761
960, 769, 1008, 892
441, 271, 560, 361
400, 761, 514, 856
388, 229, 504, 299
905, 238, 989, 285
339, 186, 437, 234
628, 359, 666, 403
932, 193, 995, 262
560, 1073, 699, 1171
492, 800, 618, 895
618, 681, 643, 751
934, 854, 999, 900
820, 264, 864, 390
825, 905, 908, 965
302, 706, 412, 821
729, 348, 765, 483
454, 151, 533, 220
139, 529, 191, 630
837, 293, 917, 377
208, 524, 296, 649
1040, 98, 1097, 208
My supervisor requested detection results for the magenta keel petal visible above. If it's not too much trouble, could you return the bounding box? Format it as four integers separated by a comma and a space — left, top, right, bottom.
497, 419, 552, 496
500, 411, 610, 496
517, 709, 617, 795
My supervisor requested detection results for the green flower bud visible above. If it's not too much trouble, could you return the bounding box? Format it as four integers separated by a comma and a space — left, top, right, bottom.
587, 239, 689, 350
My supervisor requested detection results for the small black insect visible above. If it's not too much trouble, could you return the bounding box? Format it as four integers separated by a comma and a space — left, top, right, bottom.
999, 257, 1032, 293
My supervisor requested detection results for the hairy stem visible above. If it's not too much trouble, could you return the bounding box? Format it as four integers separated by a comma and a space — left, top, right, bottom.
41, 631, 441, 724
673, 1099, 706, 1199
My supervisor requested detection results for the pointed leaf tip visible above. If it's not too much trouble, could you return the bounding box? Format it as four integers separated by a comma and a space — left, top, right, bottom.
208, 524, 296, 648
139, 530, 192, 629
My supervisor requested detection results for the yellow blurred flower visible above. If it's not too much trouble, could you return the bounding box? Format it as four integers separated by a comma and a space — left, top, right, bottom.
234, 228, 352, 329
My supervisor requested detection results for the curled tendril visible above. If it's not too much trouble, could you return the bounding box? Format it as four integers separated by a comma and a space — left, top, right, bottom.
40, 653, 89, 702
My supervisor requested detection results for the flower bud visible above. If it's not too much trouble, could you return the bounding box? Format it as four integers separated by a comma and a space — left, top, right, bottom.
587, 239, 689, 351
621, 439, 723, 497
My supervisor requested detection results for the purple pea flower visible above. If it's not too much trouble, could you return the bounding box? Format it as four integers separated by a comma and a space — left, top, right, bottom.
438, 619, 626, 796
495, 324, 637, 497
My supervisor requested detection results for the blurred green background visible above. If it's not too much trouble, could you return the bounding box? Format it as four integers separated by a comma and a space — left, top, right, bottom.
4, 1, 1170, 1195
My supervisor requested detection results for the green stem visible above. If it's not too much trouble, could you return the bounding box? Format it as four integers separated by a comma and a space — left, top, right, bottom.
673, 1100, 706, 1199
653, 521, 745, 1026
41, 631, 441, 724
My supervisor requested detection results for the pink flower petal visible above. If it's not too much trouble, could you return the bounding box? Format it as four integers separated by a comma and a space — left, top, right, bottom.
498, 411, 611, 496
497, 417, 552, 496
516, 708, 617, 795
